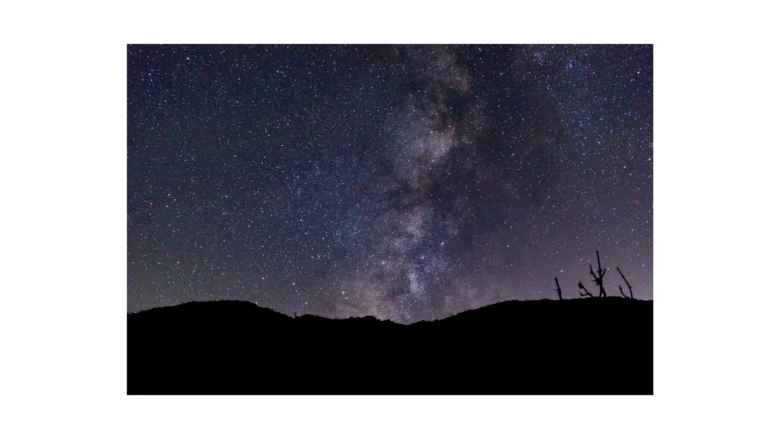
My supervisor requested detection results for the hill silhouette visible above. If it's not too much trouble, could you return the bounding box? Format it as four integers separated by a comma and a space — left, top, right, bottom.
128, 297, 652, 394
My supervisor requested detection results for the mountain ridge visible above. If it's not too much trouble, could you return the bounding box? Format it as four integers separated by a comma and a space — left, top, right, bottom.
128, 297, 653, 394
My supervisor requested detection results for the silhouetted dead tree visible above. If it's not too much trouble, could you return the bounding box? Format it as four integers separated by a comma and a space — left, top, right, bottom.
578, 281, 594, 298
616, 266, 634, 299
589, 251, 608, 298
554, 277, 562, 300
619, 285, 628, 298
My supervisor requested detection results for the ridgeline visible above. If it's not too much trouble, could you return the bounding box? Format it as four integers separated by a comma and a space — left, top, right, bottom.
128, 297, 652, 394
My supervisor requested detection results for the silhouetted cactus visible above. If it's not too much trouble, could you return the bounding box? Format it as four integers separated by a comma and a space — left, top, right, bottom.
589, 251, 608, 298
578, 281, 594, 298
616, 266, 634, 300
554, 277, 563, 300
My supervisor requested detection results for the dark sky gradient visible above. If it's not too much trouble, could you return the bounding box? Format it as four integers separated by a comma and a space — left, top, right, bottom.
128, 44, 652, 323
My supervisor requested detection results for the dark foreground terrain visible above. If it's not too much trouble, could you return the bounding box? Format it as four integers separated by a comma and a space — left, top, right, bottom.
128, 297, 652, 394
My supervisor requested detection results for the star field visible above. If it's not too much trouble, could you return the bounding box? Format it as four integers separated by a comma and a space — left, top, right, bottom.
128, 44, 652, 323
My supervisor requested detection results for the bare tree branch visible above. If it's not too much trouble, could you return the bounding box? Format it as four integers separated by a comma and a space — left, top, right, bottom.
616, 266, 634, 299
578, 281, 594, 298
597, 251, 606, 277
588, 251, 608, 297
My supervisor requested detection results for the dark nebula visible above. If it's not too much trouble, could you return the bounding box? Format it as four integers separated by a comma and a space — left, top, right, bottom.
128, 44, 652, 323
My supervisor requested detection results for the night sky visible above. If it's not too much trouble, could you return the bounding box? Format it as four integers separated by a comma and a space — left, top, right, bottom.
128, 44, 652, 323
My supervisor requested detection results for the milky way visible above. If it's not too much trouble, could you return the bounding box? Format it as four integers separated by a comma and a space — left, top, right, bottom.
128, 45, 653, 323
